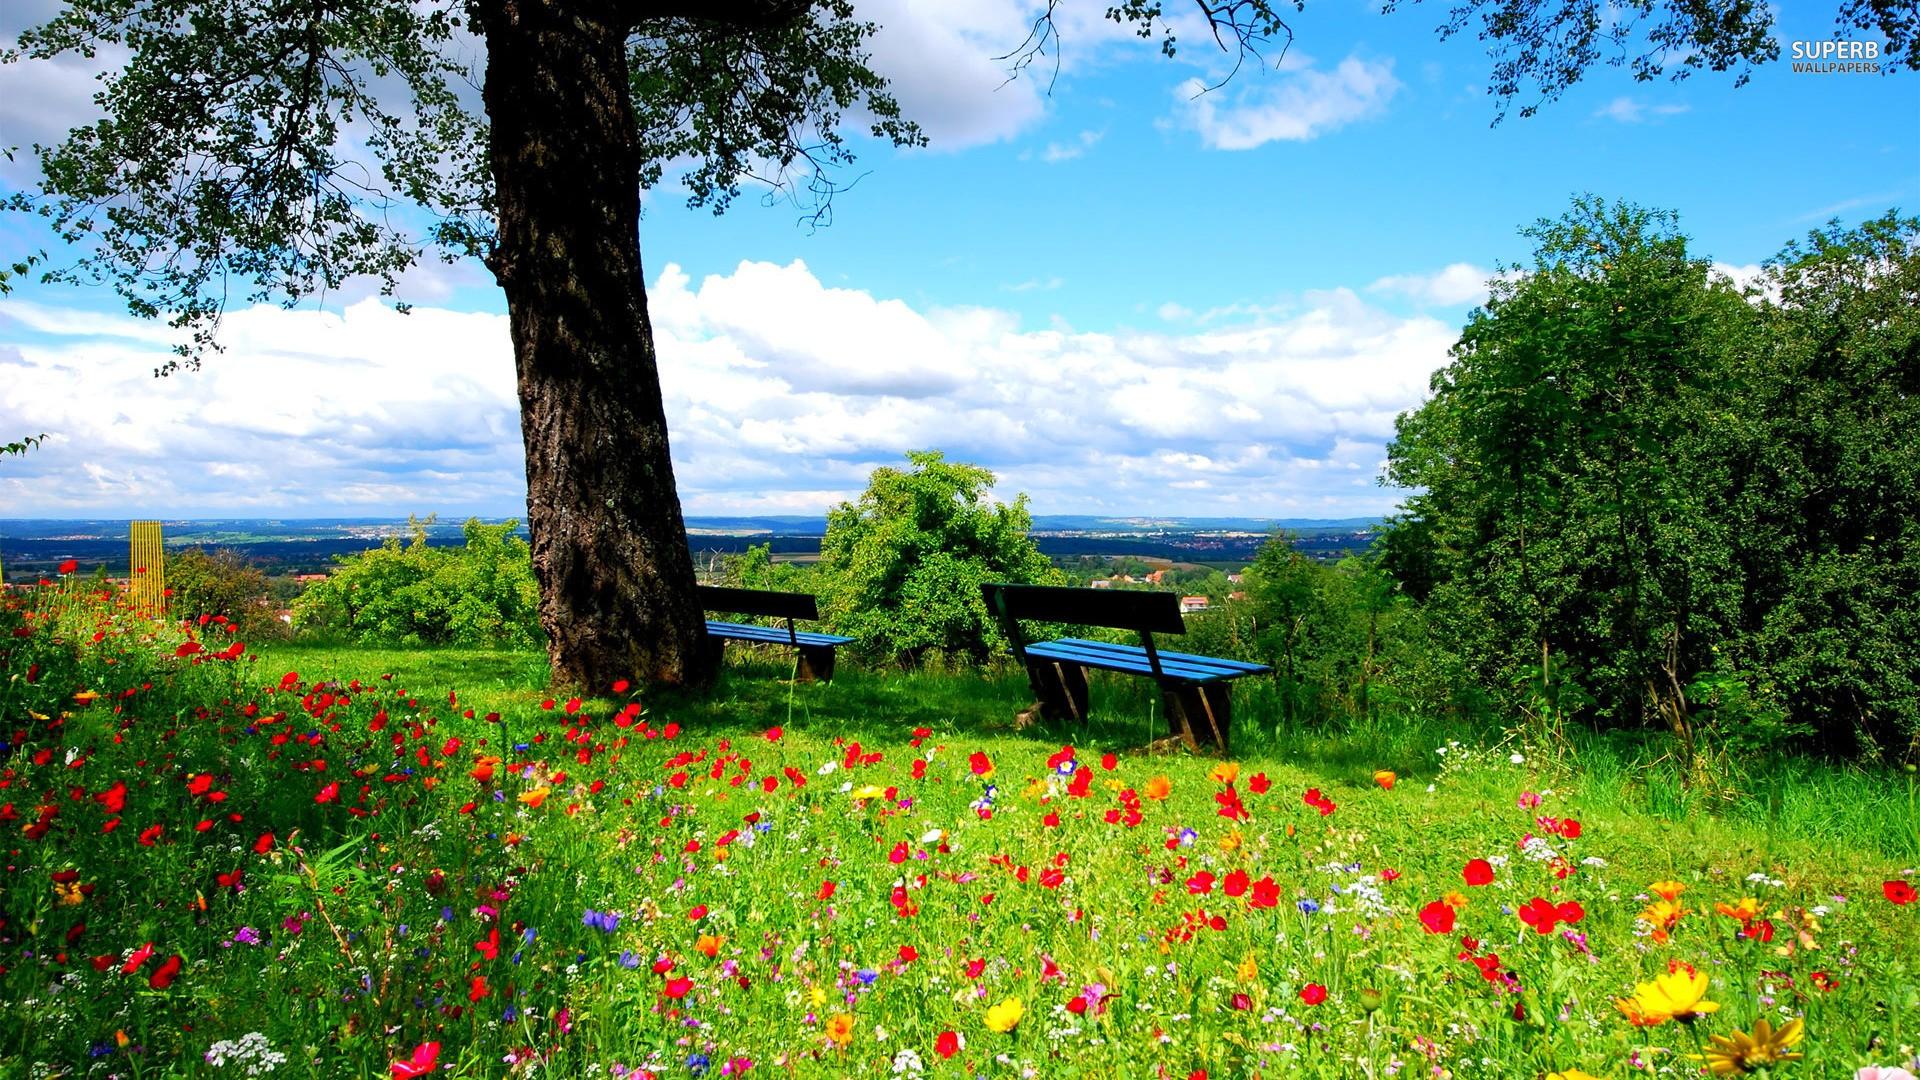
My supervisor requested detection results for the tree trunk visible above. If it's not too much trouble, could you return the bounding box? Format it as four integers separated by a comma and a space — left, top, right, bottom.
474, 0, 710, 691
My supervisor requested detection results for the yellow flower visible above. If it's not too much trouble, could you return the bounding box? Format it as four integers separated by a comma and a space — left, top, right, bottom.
1650, 880, 1687, 901
1546, 1071, 1603, 1080
810, 986, 827, 1008
1715, 897, 1761, 922
1698, 1016, 1806, 1075
1236, 952, 1259, 983
518, 787, 550, 808
1629, 967, 1720, 1024
850, 784, 887, 802
985, 996, 1025, 1033
72, 689, 100, 706
1209, 762, 1241, 784
1638, 898, 1686, 942
55, 881, 85, 906
825, 1013, 854, 1046
1218, 829, 1243, 853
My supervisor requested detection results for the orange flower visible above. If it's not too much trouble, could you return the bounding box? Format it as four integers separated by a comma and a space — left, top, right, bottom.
1144, 776, 1172, 801
1714, 898, 1761, 922
1442, 890, 1469, 910
518, 787, 550, 808
695, 933, 724, 959
1373, 770, 1397, 790
1208, 762, 1241, 784
825, 1013, 854, 1046
1650, 880, 1686, 901
469, 756, 502, 784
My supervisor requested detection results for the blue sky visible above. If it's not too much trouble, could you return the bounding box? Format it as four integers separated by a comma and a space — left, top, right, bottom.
1, 0, 1914, 519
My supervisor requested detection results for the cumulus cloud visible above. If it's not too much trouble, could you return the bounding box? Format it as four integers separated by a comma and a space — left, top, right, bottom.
1593, 97, 1690, 123
2, 260, 1461, 518
1175, 55, 1400, 149
1366, 263, 1493, 307
1040, 129, 1104, 162
855, 0, 1050, 149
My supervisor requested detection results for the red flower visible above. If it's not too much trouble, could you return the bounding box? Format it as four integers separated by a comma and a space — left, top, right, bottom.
1186, 871, 1215, 895
120, 941, 156, 974
1223, 869, 1250, 897
175, 641, 204, 658
1418, 900, 1456, 934
469, 975, 490, 1002
474, 928, 500, 961
148, 954, 182, 989
663, 977, 694, 999
1517, 896, 1577, 934
1100, 753, 1118, 771
1462, 858, 1494, 886
1886, 879, 1917, 905
1249, 875, 1280, 909
392, 1041, 441, 1078
1299, 983, 1327, 1005
253, 832, 275, 854
817, 880, 837, 901
315, 782, 340, 804
1248, 772, 1271, 794
96, 782, 128, 814
969, 751, 993, 776
1559, 818, 1582, 838
611, 679, 631, 694
58, 558, 78, 574
138, 824, 164, 846
934, 1030, 961, 1059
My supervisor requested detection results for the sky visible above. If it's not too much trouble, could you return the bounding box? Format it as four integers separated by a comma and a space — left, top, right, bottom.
0, 0, 1914, 520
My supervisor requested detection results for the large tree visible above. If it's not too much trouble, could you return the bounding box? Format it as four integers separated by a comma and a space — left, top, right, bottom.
4, 0, 1889, 691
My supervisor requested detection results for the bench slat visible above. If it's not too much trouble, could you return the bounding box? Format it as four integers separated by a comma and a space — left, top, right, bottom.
698, 585, 820, 621
706, 620, 853, 647
1026, 639, 1264, 683
981, 583, 1187, 635
1050, 637, 1272, 676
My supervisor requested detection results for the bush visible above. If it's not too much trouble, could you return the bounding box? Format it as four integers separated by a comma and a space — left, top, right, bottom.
164, 546, 288, 640
291, 517, 541, 648
815, 451, 1061, 665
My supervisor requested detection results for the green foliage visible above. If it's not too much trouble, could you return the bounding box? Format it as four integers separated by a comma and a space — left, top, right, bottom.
0, 432, 45, 460
164, 546, 287, 640
291, 517, 540, 649
1385, 199, 1920, 762
815, 451, 1060, 665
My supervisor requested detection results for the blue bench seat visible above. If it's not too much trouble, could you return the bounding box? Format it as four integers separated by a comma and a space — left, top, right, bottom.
1025, 638, 1270, 684
704, 620, 854, 649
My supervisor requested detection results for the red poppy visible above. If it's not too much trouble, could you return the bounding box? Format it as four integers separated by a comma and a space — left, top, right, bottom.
148, 954, 182, 989
96, 782, 127, 814
474, 928, 500, 961
120, 941, 156, 974
469, 975, 490, 1002
1249, 875, 1280, 909
1559, 818, 1582, 838
1186, 871, 1215, 895
1100, 753, 1118, 770
58, 558, 78, 574
175, 642, 204, 658
1299, 983, 1327, 1005
1462, 858, 1494, 886
817, 880, 837, 901
1248, 772, 1271, 794
1223, 869, 1250, 897
969, 751, 992, 776
253, 832, 275, 854
138, 824, 163, 846
1886, 880, 1917, 905
1419, 900, 1456, 934
663, 977, 693, 999
315, 782, 340, 804
392, 1041, 441, 1078
935, 1030, 961, 1059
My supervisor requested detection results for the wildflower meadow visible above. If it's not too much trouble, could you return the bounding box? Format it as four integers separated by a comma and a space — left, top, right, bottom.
4, 576, 1918, 1079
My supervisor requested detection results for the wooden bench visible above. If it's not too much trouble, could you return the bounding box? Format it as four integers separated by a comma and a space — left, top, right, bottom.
981, 582, 1271, 752
699, 585, 853, 682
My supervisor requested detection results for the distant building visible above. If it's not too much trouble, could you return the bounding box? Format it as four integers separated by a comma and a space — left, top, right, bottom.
1088, 579, 1112, 589
1227, 573, 1243, 585
1145, 570, 1167, 585
294, 573, 329, 583
1180, 595, 1209, 613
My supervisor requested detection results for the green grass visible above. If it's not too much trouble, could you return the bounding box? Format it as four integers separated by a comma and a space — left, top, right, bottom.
6, 623, 1918, 1078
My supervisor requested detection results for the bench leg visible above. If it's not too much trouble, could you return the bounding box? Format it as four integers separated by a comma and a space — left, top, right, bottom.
1023, 658, 1090, 723
1162, 683, 1233, 753
795, 645, 836, 683
703, 635, 726, 673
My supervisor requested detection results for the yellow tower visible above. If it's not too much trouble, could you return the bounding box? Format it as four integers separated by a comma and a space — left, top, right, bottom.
129, 520, 167, 613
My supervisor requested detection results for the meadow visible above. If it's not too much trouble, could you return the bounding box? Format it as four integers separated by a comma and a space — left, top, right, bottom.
4, 590, 1919, 1079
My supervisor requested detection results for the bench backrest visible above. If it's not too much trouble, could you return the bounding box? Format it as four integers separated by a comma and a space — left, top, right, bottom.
697, 585, 820, 622
980, 583, 1187, 635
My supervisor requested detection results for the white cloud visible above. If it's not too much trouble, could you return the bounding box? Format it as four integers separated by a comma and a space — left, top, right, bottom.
1, 260, 1463, 518
1366, 263, 1493, 307
854, 0, 1049, 149
1593, 96, 1690, 123
1040, 129, 1104, 162
1176, 55, 1401, 149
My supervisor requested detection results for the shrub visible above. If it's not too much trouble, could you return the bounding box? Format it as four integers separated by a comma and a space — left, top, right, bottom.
291, 517, 540, 648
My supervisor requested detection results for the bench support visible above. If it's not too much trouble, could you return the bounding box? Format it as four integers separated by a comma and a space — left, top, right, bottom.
1162, 682, 1233, 753
1022, 657, 1090, 722
796, 644, 836, 684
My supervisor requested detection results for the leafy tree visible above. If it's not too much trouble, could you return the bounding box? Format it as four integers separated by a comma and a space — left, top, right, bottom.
7, 0, 1888, 694
165, 547, 285, 639
292, 517, 540, 648
816, 451, 1058, 665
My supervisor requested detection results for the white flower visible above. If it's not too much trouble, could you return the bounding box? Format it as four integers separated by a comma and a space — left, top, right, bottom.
816, 761, 838, 776
1509, 753, 1526, 765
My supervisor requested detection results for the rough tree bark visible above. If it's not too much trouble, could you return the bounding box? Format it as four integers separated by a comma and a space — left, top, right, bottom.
472, 0, 709, 690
